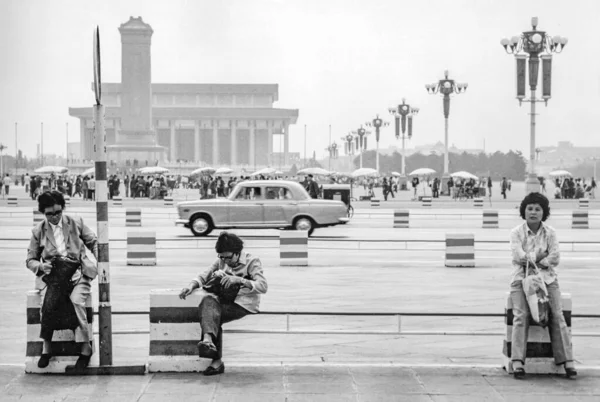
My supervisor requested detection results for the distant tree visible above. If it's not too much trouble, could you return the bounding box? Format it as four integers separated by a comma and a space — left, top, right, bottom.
288, 164, 298, 176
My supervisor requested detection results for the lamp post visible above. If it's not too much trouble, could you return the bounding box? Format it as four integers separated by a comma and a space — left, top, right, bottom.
501, 17, 567, 194
0, 143, 7, 181
426, 70, 468, 195
365, 115, 389, 173
325, 142, 338, 170
353, 125, 370, 169
389, 98, 419, 177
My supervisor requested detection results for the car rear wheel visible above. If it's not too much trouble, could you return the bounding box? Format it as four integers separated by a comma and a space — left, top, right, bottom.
293, 216, 315, 236
190, 214, 213, 237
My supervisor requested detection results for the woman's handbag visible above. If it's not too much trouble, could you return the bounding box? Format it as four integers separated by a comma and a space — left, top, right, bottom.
522, 260, 550, 328
202, 273, 242, 304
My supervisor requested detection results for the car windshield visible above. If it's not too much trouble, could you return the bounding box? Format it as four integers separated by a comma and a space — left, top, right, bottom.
229, 182, 311, 201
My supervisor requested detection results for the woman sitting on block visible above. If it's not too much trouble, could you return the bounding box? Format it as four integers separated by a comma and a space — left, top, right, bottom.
509, 192, 576, 379
179, 232, 268, 376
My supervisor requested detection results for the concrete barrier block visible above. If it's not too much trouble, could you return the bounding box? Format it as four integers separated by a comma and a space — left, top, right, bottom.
473, 198, 484, 208
33, 210, 44, 226
393, 210, 409, 229
126, 208, 142, 227
280, 231, 308, 266
483, 210, 499, 229
64, 196, 70, 207
578, 199, 589, 209
113, 196, 123, 207
572, 211, 589, 229
370, 198, 380, 208
422, 197, 432, 207
164, 197, 174, 206
445, 233, 475, 267
502, 292, 572, 374
127, 231, 157, 265
25, 290, 94, 373
7, 196, 18, 207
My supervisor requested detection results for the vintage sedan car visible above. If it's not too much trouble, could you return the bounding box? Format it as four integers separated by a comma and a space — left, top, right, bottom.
175, 180, 349, 236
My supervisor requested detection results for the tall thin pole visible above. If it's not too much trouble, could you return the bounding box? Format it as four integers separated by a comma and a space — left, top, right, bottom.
304, 124, 307, 168
93, 26, 113, 366
530, 90, 537, 177
328, 124, 331, 171
444, 117, 449, 175
66, 122, 69, 166
401, 135, 406, 176
375, 134, 379, 172
41, 122, 44, 166
15, 123, 18, 171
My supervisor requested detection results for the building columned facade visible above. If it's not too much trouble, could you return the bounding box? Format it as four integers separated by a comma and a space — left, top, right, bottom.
68, 17, 298, 169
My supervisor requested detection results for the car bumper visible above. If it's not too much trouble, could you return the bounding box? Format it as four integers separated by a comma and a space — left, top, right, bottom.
175, 219, 188, 226
338, 217, 350, 223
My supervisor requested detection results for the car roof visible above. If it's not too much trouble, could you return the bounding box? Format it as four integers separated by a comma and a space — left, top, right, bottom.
238, 180, 302, 188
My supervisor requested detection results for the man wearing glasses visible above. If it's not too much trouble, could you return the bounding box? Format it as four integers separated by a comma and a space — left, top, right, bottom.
179, 232, 268, 376
26, 190, 98, 370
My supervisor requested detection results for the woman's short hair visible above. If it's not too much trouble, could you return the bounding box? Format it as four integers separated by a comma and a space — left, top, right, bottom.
215, 231, 244, 254
519, 192, 550, 221
37, 190, 65, 213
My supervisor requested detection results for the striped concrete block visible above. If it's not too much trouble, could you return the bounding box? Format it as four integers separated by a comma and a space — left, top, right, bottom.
113, 196, 123, 207
393, 210, 409, 229
370, 198, 380, 208
572, 211, 589, 229
164, 197, 174, 206
445, 233, 475, 267
578, 198, 589, 209
33, 210, 44, 226
7, 196, 18, 206
502, 292, 572, 374
483, 210, 499, 229
148, 289, 214, 372
64, 196, 71, 207
25, 290, 94, 373
127, 231, 157, 266
280, 231, 308, 266
125, 208, 142, 227
422, 197, 432, 207
473, 198, 484, 208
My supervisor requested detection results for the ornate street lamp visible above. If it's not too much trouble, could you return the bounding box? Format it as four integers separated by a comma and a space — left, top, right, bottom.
365, 115, 389, 172
426, 70, 468, 195
0, 143, 7, 190
501, 17, 568, 194
353, 125, 371, 169
325, 142, 338, 171
389, 98, 419, 177
342, 133, 356, 156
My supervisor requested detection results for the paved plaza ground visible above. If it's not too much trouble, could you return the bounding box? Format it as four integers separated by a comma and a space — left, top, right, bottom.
0, 181, 598, 400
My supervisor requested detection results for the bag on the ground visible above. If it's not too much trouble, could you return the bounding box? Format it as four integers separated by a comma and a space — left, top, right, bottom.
522, 260, 550, 327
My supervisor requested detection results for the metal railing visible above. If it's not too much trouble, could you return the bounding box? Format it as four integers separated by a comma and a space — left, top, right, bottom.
96, 310, 600, 337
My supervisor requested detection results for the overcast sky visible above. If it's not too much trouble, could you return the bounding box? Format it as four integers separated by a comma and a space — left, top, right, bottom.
1, 0, 599, 159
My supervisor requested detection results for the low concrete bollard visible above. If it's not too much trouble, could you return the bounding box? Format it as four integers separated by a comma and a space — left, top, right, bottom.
502, 292, 572, 374
572, 211, 589, 229
113, 196, 123, 207
127, 231, 157, 265
370, 198, 380, 208
126, 208, 142, 227
33, 210, 44, 226
445, 233, 475, 267
393, 210, 409, 228
148, 289, 213, 372
482, 210, 499, 229
280, 231, 308, 266
422, 197, 432, 207
25, 290, 94, 373
473, 198, 484, 208
164, 197, 174, 206
7, 196, 18, 206
578, 199, 589, 209
64, 195, 71, 207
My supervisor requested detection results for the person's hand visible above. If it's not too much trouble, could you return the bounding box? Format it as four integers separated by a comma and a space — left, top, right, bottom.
179, 287, 193, 300
212, 270, 226, 279
41, 262, 53, 275
220, 275, 242, 289
536, 251, 549, 263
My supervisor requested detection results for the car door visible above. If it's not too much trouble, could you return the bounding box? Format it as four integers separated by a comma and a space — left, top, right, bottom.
227, 185, 264, 226
262, 186, 298, 225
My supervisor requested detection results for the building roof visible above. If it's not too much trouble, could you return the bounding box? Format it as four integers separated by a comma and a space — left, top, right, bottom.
93, 83, 279, 99
69, 107, 299, 122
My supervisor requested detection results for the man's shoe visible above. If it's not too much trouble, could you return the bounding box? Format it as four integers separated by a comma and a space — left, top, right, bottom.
197, 341, 219, 360
75, 354, 91, 370
37, 354, 52, 368
203, 363, 225, 376
513, 367, 526, 379
565, 367, 578, 378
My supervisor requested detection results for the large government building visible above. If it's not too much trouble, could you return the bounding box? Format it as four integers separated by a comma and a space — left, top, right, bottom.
69, 17, 299, 169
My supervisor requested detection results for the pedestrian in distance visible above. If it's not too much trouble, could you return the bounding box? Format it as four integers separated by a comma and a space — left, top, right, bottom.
306, 174, 320, 199
3, 173, 12, 196
501, 177, 508, 199
26, 191, 98, 370
508, 192, 576, 379
179, 232, 268, 376
487, 176, 492, 198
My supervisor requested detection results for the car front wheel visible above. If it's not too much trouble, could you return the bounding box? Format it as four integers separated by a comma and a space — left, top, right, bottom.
294, 216, 315, 236
190, 215, 213, 237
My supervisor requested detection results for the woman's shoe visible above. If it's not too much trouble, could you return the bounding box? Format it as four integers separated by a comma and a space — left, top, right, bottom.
197, 341, 219, 360
565, 367, 578, 378
513, 367, 526, 379
37, 354, 52, 368
203, 363, 225, 376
